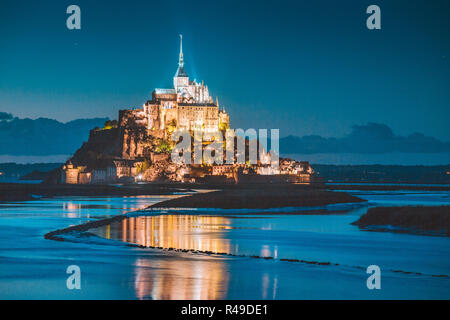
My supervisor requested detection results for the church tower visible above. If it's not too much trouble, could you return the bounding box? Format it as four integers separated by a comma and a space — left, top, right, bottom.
174, 34, 189, 90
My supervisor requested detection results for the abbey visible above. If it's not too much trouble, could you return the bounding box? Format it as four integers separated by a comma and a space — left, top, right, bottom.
123, 35, 229, 137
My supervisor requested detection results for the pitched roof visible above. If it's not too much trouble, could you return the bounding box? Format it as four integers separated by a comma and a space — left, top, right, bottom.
175, 65, 188, 78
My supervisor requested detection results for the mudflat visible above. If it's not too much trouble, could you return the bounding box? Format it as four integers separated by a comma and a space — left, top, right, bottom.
352, 206, 450, 236
147, 188, 365, 209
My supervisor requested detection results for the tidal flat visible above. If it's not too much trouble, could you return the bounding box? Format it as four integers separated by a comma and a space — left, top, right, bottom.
352, 206, 450, 236
145, 188, 366, 209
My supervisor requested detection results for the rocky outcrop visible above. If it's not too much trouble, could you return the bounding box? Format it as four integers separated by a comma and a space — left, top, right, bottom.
142, 158, 189, 182
70, 127, 122, 169
58, 112, 184, 183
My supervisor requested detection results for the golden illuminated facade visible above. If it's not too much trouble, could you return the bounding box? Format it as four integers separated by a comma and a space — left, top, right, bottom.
142, 35, 229, 134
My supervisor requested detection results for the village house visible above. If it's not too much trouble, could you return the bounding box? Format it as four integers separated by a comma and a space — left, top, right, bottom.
61, 159, 143, 184
211, 164, 235, 178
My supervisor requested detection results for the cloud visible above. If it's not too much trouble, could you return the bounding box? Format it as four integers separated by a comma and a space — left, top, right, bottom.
0, 112, 13, 120
280, 123, 450, 154
0, 114, 108, 156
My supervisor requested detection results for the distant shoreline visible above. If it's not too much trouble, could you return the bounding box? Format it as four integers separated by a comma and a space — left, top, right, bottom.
1, 182, 450, 202
1, 162, 449, 186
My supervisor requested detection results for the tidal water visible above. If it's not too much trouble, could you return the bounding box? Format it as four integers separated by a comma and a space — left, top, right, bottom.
0, 191, 449, 299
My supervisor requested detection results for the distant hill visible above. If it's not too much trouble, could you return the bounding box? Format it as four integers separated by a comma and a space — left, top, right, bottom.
280, 123, 450, 154
0, 163, 62, 178
19, 169, 53, 181
0, 115, 108, 156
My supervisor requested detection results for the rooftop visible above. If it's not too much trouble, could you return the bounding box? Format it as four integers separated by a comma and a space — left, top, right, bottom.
154, 88, 176, 95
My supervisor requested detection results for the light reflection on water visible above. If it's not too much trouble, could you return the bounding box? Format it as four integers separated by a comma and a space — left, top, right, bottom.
92, 215, 234, 254
134, 257, 229, 300
89, 214, 283, 299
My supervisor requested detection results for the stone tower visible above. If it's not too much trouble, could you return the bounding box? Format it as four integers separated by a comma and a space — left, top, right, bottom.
173, 34, 189, 90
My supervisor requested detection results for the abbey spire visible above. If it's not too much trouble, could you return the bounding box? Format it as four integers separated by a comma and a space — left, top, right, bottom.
174, 34, 188, 79
171, 35, 214, 103
179, 34, 184, 67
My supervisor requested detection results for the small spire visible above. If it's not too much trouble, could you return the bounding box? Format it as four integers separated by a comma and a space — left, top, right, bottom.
178, 34, 184, 67
216, 97, 219, 107
174, 34, 188, 78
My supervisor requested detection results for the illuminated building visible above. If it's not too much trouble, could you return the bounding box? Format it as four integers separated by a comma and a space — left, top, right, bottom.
142, 35, 229, 134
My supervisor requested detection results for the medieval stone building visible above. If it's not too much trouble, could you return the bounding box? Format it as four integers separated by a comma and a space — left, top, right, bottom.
141, 35, 229, 135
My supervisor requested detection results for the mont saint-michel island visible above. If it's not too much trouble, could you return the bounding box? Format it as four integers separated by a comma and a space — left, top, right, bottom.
55, 35, 315, 186
1, 0, 449, 303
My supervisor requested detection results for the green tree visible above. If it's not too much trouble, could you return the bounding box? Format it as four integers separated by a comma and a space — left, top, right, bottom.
155, 139, 171, 153
103, 120, 118, 130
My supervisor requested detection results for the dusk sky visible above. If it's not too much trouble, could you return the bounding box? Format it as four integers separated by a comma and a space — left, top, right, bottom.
0, 0, 449, 140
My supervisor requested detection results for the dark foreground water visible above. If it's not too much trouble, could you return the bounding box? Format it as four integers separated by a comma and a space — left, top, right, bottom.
0, 191, 449, 299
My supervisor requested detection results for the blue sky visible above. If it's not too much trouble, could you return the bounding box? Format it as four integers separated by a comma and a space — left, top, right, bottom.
0, 0, 449, 140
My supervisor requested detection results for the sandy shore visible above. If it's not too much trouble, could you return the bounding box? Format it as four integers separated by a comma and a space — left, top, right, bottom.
147, 188, 365, 209
352, 206, 450, 236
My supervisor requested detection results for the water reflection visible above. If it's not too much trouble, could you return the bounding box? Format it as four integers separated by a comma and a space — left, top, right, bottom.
134, 257, 229, 299
91, 215, 236, 299
57, 195, 179, 219
94, 215, 234, 253
62, 202, 81, 218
